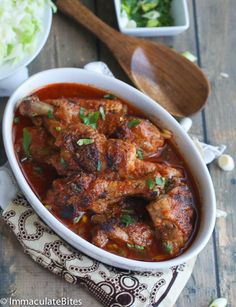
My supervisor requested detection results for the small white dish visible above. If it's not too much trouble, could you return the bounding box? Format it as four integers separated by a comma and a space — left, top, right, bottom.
0, 3, 52, 82
114, 0, 189, 37
3, 68, 216, 271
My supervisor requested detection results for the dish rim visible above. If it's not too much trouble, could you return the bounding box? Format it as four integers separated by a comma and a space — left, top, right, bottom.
2, 68, 216, 271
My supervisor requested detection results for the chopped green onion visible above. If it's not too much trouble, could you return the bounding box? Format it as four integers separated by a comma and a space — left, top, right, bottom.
22, 128, 32, 156
141, 1, 158, 12
121, 214, 135, 227
14, 117, 20, 124
55, 126, 61, 132
77, 138, 94, 146
181, 51, 197, 63
127, 243, 145, 250
47, 110, 54, 119
155, 176, 165, 186
121, 0, 173, 28
103, 93, 117, 100
73, 212, 85, 224
146, 178, 155, 190
137, 149, 143, 160
97, 160, 102, 171
163, 241, 173, 254
99, 106, 106, 121
79, 107, 99, 129
128, 119, 141, 128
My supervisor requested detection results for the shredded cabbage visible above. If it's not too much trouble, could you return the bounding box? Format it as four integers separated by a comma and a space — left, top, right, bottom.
0, 0, 56, 66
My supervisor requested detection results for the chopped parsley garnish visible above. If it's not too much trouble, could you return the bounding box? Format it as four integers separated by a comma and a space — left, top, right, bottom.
79, 107, 100, 129
77, 138, 94, 146
99, 106, 106, 121
127, 243, 145, 250
55, 126, 61, 132
146, 178, 155, 190
103, 93, 117, 100
22, 128, 32, 156
163, 241, 173, 254
47, 110, 54, 119
14, 117, 20, 124
97, 160, 102, 171
155, 176, 165, 186
128, 119, 141, 128
137, 149, 143, 160
121, 214, 135, 227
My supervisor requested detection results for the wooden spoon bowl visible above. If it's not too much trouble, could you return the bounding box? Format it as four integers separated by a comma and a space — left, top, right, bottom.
56, 0, 210, 117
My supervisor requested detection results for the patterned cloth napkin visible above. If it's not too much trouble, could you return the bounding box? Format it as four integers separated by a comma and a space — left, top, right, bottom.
0, 63, 197, 306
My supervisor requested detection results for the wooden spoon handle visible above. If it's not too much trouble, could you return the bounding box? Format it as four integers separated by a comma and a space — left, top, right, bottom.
56, 0, 123, 47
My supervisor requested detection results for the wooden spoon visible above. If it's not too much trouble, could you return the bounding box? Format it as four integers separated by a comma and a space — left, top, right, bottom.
56, 0, 210, 117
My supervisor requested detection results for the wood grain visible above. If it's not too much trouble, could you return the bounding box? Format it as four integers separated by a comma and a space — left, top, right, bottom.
195, 0, 236, 306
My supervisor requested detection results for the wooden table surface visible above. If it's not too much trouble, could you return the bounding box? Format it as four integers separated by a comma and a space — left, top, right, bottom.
0, 1, 235, 306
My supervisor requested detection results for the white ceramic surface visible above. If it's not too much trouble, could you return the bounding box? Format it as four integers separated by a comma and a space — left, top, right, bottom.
3, 68, 216, 271
0, 4, 52, 81
114, 0, 189, 37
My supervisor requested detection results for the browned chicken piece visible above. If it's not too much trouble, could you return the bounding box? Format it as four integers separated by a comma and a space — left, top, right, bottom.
78, 178, 160, 213
55, 123, 107, 173
147, 185, 195, 254
92, 221, 154, 248
72, 97, 127, 115
20, 127, 56, 161
19, 95, 127, 134
156, 163, 184, 179
45, 172, 95, 212
111, 117, 165, 156
19, 95, 54, 117
45, 175, 160, 214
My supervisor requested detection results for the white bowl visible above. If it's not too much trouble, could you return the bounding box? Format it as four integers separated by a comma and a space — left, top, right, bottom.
0, 4, 52, 81
2, 68, 216, 271
114, 0, 189, 37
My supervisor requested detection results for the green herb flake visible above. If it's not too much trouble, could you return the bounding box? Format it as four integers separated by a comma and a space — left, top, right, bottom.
47, 110, 54, 119
155, 176, 165, 186
99, 106, 106, 121
128, 118, 141, 128
146, 178, 155, 190
97, 160, 102, 171
137, 149, 143, 160
121, 214, 135, 227
22, 128, 32, 156
73, 212, 85, 224
14, 117, 20, 124
163, 241, 173, 254
55, 126, 61, 132
127, 243, 145, 250
79, 107, 99, 129
77, 138, 94, 146
103, 93, 117, 100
